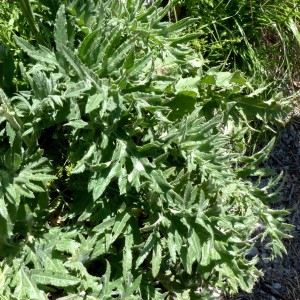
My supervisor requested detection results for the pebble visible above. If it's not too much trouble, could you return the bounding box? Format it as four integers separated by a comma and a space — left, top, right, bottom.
272, 282, 282, 290
247, 246, 259, 257
272, 258, 281, 267
295, 262, 300, 272
261, 253, 270, 264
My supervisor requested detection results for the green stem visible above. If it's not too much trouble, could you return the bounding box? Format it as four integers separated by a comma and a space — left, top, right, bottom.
15, 0, 46, 46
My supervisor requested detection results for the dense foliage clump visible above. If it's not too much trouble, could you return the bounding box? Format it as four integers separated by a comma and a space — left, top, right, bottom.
0, 0, 296, 298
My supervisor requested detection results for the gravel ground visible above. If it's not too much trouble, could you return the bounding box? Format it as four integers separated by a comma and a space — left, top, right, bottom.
226, 111, 300, 300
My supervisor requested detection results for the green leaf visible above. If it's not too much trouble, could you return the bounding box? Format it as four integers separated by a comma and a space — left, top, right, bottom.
59, 44, 86, 78
110, 211, 131, 244
167, 231, 177, 264
55, 239, 81, 255
92, 217, 116, 234
129, 53, 153, 78
215, 72, 233, 88
0, 197, 9, 221
65, 120, 89, 129
107, 36, 135, 73
159, 18, 198, 35
14, 36, 58, 66
31, 270, 80, 287
166, 93, 197, 121
21, 172, 56, 182
174, 77, 200, 96
151, 239, 162, 278
123, 275, 142, 298
60, 44, 106, 92
180, 246, 192, 274
200, 240, 212, 266
16, 267, 47, 300
136, 233, 156, 268
78, 29, 101, 62
101, 261, 111, 298
118, 166, 128, 195
123, 232, 134, 278
55, 5, 68, 48
85, 89, 108, 114
64, 80, 92, 98
92, 162, 122, 200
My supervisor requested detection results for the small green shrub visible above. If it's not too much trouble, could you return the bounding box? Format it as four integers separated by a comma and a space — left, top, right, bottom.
0, 0, 293, 298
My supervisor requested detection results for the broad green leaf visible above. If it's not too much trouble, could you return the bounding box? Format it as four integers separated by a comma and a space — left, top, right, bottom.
215, 72, 233, 88
127, 52, 153, 77
151, 239, 162, 278
60, 45, 106, 92
92, 162, 122, 200
17, 267, 47, 300
25, 181, 45, 193
64, 80, 92, 98
31, 270, 80, 287
118, 166, 128, 195
5, 184, 19, 205
166, 93, 197, 121
174, 77, 200, 96
65, 120, 89, 129
20, 172, 56, 182
15, 184, 35, 198
14, 36, 58, 66
150, 170, 173, 193
247, 84, 270, 97
136, 233, 157, 268
59, 44, 86, 79
85, 89, 108, 114
92, 217, 116, 234
55, 5, 68, 47
187, 228, 201, 263
0, 197, 9, 221
123, 275, 142, 298
110, 211, 131, 244
180, 246, 192, 274
107, 36, 136, 73
55, 239, 81, 255
230, 71, 248, 85
123, 232, 134, 278
183, 182, 193, 209
101, 261, 111, 298
0, 264, 10, 291
78, 28, 101, 62
95, 24, 123, 68
167, 232, 177, 263
200, 240, 212, 266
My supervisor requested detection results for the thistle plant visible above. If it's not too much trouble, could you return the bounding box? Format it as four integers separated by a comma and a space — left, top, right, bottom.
0, 0, 293, 299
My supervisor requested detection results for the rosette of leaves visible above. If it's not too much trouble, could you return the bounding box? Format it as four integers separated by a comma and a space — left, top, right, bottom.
0, 0, 292, 299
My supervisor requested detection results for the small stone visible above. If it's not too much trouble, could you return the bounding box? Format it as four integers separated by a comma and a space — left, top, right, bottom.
272, 258, 281, 267
271, 296, 277, 300
261, 253, 270, 264
295, 262, 300, 272
247, 246, 259, 258
272, 282, 281, 290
